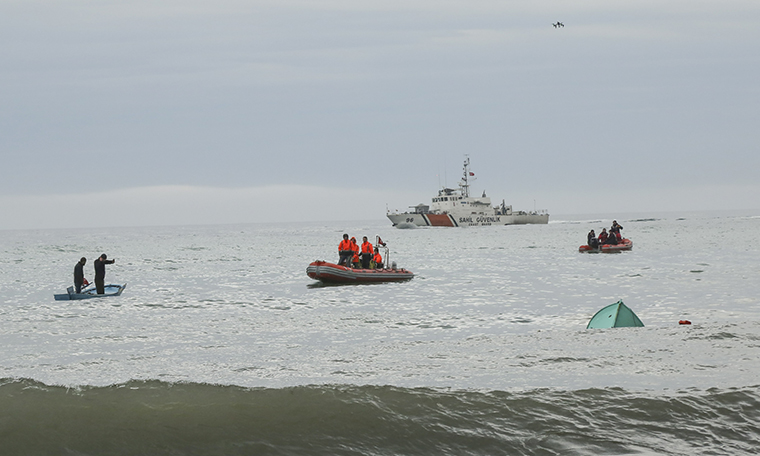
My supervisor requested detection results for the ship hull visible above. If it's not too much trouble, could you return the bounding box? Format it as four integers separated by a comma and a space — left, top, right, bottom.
387, 212, 549, 227
579, 239, 633, 253
306, 261, 414, 284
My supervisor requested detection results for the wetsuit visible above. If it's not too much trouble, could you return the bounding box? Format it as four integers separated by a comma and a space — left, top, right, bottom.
587, 232, 599, 249
74, 261, 85, 293
94, 258, 115, 294
610, 223, 623, 240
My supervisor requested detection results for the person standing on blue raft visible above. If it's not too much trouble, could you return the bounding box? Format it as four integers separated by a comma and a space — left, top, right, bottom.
73, 257, 87, 293
93, 254, 115, 294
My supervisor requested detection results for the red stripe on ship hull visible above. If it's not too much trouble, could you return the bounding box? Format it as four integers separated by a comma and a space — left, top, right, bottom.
425, 214, 455, 227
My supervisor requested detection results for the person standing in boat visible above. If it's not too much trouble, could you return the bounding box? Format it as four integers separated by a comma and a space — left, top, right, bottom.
360, 236, 374, 269
610, 220, 623, 242
338, 234, 353, 266
587, 230, 599, 249
93, 254, 115, 294
74, 257, 87, 293
350, 237, 360, 268
373, 247, 384, 269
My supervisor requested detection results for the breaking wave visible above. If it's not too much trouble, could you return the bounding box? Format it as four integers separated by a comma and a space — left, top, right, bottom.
2, 379, 759, 455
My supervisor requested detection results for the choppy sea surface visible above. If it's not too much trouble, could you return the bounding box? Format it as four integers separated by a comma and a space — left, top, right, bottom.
1, 211, 759, 455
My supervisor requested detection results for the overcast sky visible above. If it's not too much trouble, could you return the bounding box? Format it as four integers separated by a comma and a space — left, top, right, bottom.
2, 0, 758, 229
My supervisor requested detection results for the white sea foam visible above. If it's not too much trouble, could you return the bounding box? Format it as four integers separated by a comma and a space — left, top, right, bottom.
0, 213, 759, 392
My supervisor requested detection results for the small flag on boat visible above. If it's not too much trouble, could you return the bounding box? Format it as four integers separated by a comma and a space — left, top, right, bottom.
377, 236, 386, 246
469, 172, 475, 176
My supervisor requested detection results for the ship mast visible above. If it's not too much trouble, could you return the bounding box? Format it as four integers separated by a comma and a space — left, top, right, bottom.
460, 156, 471, 198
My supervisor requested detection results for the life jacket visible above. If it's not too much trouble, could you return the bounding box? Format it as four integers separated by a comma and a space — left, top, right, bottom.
373, 253, 383, 264
361, 241, 373, 254
338, 239, 352, 252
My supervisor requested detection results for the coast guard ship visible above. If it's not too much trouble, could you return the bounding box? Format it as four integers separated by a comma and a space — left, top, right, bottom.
387, 157, 549, 228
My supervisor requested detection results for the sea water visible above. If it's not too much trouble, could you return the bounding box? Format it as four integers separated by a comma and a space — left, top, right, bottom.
1, 212, 759, 455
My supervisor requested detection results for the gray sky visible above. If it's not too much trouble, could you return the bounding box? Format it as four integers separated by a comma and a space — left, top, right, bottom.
2, 0, 758, 229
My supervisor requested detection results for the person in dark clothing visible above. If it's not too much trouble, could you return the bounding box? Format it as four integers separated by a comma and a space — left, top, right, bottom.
587, 230, 599, 249
74, 257, 87, 293
610, 220, 623, 238
94, 254, 115, 294
598, 228, 609, 244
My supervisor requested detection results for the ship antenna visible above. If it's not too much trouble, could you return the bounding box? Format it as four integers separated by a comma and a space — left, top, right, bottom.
461, 155, 470, 198
444, 157, 447, 188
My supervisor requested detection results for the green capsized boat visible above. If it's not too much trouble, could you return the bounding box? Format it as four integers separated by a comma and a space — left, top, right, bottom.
587, 300, 644, 329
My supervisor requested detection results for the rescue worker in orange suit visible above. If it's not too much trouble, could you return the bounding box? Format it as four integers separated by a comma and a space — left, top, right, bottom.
338, 234, 353, 266
360, 236, 374, 269
373, 247, 383, 269
350, 237, 360, 268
